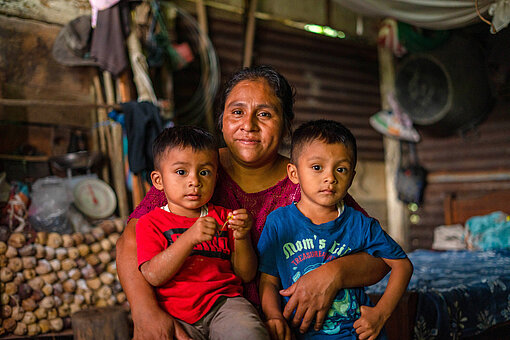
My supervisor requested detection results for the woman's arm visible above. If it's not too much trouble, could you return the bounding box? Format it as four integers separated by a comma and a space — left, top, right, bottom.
279, 252, 389, 334
139, 216, 219, 287
116, 218, 191, 340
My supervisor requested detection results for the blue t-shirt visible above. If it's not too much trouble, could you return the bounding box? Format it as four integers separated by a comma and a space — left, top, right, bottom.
258, 203, 407, 339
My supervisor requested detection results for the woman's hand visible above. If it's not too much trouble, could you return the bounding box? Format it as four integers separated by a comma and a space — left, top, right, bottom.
265, 317, 293, 340
228, 209, 252, 240
279, 262, 338, 334
132, 307, 192, 340
279, 252, 389, 333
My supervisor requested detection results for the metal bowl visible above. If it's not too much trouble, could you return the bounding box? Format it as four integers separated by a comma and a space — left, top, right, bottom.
49, 151, 101, 171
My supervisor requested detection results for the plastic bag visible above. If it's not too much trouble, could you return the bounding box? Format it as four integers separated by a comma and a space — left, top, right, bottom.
28, 176, 73, 234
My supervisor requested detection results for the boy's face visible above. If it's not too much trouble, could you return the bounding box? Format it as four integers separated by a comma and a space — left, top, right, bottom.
288, 140, 356, 212
151, 146, 218, 218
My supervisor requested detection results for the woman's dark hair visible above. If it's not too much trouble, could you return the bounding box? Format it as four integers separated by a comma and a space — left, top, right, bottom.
290, 119, 357, 167
216, 65, 295, 137
152, 125, 218, 169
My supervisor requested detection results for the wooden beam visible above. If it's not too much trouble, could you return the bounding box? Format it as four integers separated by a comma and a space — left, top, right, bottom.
428, 169, 510, 183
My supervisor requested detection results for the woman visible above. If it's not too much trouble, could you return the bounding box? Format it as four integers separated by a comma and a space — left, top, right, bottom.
116, 65, 389, 340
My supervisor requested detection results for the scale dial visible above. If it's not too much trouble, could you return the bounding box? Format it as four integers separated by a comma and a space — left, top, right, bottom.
73, 178, 117, 219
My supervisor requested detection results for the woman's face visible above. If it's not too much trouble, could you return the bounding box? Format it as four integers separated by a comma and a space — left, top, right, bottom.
222, 79, 284, 167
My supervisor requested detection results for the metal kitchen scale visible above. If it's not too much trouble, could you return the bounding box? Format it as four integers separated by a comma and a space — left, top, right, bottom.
49, 151, 117, 219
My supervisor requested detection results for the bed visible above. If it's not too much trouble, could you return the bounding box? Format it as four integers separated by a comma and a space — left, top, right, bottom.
366, 190, 510, 340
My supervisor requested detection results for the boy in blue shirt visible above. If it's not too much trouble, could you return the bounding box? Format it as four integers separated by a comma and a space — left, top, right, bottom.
258, 119, 413, 340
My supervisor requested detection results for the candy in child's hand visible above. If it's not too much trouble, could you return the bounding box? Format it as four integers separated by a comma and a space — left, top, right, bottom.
217, 215, 233, 235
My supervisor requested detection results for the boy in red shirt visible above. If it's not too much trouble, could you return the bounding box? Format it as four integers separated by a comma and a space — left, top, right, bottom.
136, 126, 269, 340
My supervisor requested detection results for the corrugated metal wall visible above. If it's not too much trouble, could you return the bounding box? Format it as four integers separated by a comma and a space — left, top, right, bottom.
207, 16, 384, 161
405, 25, 510, 250
410, 103, 510, 249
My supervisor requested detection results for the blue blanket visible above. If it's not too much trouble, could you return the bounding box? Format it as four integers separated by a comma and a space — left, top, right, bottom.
366, 249, 510, 339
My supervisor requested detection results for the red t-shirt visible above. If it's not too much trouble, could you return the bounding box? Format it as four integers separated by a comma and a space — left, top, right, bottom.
136, 203, 243, 324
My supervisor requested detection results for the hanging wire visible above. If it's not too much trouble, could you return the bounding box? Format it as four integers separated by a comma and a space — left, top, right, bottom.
151, 1, 220, 126
175, 5, 220, 126
475, 0, 496, 33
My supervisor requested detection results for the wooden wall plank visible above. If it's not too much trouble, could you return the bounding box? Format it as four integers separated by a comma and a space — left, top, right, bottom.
0, 15, 95, 128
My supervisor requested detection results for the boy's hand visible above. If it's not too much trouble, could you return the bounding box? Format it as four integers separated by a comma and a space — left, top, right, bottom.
266, 317, 292, 340
353, 305, 385, 340
186, 216, 219, 245
227, 209, 252, 240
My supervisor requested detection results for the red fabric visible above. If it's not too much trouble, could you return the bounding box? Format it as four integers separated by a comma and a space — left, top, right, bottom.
130, 165, 368, 305
136, 203, 242, 324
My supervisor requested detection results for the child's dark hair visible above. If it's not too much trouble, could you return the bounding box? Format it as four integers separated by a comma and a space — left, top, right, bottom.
290, 119, 357, 166
152, 126, 218, 169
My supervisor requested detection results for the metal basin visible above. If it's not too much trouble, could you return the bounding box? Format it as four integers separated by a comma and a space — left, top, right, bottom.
49, 151, 101, 171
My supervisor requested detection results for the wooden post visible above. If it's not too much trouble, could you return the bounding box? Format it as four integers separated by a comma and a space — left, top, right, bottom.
193, 0, 215, 132
103, 72, 129, 219
243, 0, 258, 68
90, 84, 99, 154
378, 45, 409, 250
196, 0, 208, 36
72, 306, 130, 340
117, 71, 146, 210
93, 74, 111, 184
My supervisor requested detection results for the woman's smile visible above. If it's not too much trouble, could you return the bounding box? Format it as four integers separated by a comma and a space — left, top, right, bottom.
235, 137, 260, 145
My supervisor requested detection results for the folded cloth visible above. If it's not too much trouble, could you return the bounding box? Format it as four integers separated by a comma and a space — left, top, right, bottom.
432, 224, 466, 250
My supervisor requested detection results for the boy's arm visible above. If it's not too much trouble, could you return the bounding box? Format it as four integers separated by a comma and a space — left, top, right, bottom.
140, 232, 195, 287
116, 218, 191, 340
231, 236, 257, 282
353, 257, 413, 339
260, 273, 292, 340
228, 209, 257, 282
140, 216, 219, 287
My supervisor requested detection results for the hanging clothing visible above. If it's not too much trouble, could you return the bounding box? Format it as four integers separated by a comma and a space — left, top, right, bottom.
121, 101, 163, 174
89, 0, 122, 27
90, 1, 131, 76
